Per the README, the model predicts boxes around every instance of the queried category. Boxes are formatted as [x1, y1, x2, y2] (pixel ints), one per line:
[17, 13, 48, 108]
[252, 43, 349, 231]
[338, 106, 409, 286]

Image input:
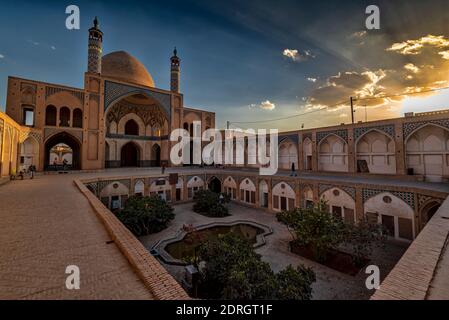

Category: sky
[0, 0, 448, 131]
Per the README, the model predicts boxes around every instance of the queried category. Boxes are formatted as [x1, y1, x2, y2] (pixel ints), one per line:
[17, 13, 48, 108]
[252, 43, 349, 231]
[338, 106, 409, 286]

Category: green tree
[196, 233, 315, 300]
[277, 201, 347, 262]
[193, 189, 230, 217]
[344, 219, 386, 267]
[274, 265, 316, 300]
[115, 195, 174, 236]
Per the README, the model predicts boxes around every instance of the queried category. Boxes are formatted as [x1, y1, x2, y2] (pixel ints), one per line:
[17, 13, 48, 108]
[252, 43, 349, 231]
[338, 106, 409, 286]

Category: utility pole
[350, 97, 355, 124]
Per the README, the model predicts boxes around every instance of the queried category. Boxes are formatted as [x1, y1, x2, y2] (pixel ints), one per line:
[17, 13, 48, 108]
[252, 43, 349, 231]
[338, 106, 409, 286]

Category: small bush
[193, 189, 230, 217]
[115, 195, 174, 236]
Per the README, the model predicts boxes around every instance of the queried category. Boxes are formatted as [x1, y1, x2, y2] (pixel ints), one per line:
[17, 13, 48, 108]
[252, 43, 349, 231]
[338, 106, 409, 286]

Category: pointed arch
[356, 129, 396, 174]
[318, 133, 348, 172]
[405, 123, 449, 182]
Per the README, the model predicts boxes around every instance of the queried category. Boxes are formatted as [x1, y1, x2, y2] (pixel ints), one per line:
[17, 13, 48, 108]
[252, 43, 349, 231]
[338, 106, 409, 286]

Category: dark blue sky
[1, 0, 448, 130]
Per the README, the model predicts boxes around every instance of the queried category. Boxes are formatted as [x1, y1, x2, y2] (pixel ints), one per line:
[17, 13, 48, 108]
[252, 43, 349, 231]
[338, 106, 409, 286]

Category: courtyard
[140, 201, 408, 300]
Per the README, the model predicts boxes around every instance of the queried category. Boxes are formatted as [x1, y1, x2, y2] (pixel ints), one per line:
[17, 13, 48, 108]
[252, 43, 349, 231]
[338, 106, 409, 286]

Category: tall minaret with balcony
[170, 47, 181, 93]
[87, 17, 103, 74]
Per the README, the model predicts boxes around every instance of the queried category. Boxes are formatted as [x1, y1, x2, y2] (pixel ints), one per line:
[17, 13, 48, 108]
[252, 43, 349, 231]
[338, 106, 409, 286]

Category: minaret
[87, 17, 103, 74]
[170, 47, 180, 93]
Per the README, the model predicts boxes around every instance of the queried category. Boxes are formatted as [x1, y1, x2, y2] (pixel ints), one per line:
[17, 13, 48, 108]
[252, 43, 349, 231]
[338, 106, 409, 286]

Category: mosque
[1, 17, 449, 301]
[0, 17, 215, 172]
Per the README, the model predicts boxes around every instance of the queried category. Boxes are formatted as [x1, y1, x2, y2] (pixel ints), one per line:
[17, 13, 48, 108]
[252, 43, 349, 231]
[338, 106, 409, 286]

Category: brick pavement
[0, 174, 153, 299]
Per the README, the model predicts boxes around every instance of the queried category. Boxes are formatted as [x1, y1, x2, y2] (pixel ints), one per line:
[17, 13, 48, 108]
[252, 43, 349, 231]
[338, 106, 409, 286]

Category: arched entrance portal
[45, 132, 81, 170]
[421, 201, 441, 227]
[208, 177, 221, 193]
[152, 144, 161, 167]
[121, 142, 140, 167]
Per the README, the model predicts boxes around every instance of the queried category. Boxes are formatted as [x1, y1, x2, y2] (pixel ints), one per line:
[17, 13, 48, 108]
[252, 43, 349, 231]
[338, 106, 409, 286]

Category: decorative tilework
[19, 131, 42, 143]
[104, 81, 171, 117]
[279, 134, 299, 144]
[362, 188, 415, 209]
[84, 182, 99, 196]
[403, 119, 449, 139]
[272, 179, 296, 191]
[302, 133, 312, 141]
[319, 184, 356, 200]
[354, 124, 395, 141]
[417, 194, 443, 211]
[97, 179, 131, 194]
[316, 129, 348, 143]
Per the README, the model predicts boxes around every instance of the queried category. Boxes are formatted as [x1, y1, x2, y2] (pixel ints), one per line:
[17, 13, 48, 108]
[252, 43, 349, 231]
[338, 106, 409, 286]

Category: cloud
[307, 77, 317, 83]
[387, 35, 449, 56]
[27, 40, 39, 46]
[350, 31, 367, 39]
[248, 100, 276, 110]
[404, 63, 420, 73]
[51, 46, 56, 50]
[283, 48, 316, 62]
[259, 100, 276, 110]
[439, 50, 449, 60]
[0, 54, 4, 59]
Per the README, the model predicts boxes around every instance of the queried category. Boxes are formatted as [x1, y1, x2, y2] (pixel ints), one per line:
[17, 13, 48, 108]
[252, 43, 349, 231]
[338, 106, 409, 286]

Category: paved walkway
[0, 174, 153, 299]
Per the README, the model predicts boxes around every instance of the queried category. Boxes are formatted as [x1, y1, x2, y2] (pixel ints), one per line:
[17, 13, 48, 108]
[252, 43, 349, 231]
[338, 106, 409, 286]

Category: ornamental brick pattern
[353, 124, 395, 141]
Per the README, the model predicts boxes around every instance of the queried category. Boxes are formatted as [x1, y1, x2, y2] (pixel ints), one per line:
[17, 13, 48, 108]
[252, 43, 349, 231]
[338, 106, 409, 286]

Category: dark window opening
[60, 107, 70, 127]
[73, 108, 83, 128]
[45, 105, 57, 126]
[125, 119, 139, 136]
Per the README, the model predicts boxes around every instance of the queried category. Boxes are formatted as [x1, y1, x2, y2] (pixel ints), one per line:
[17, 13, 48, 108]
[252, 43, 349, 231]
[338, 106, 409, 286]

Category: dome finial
[93, 16, 99, 28]
[173, 47, 177, 57]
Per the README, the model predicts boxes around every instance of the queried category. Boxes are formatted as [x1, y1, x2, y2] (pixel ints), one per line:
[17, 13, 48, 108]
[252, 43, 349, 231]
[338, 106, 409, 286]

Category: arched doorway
[152, 144, 161, 167]
[421, 201, 441, 226]
[121, 142, 140, 167]
[20, 137, 39, 171]
[259, 180, 268, 208]
[45, 132, 81, 170]
[208, 177, 221, 193]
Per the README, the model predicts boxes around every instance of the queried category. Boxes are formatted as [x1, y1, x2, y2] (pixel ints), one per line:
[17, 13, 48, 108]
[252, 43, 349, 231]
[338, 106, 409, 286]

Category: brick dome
[101, 51, 155, 88]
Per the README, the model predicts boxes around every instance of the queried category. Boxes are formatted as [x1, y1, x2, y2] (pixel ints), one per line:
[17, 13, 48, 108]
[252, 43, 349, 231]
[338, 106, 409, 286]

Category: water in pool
[165, 224, 263, 262]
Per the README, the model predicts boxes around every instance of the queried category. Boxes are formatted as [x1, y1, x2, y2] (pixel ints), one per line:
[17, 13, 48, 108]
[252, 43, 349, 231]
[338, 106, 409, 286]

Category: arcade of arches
[92, 171, 447, 242]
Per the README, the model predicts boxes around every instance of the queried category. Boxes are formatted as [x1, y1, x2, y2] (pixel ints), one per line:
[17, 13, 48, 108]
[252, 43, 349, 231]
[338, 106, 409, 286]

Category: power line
[228, 85, 449, 127]
[353, 86, 449, 102]
[230, 100, 347, 125]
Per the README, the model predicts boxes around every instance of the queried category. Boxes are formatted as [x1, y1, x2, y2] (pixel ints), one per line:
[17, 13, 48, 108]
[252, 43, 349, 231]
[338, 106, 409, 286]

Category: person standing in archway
[291, 162, 297, 177]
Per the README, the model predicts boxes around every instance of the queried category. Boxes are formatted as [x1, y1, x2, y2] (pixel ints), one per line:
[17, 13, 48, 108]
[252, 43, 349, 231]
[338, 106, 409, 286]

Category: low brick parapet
[74, 179, 190, 300]
[371, 196, 449, 300]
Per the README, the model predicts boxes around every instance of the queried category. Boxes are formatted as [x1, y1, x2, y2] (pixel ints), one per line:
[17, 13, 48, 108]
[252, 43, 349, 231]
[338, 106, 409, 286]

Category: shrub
[277, 201, 347, 262]
[193, 189, 230, 217]
[344, 219, 386, 267]
[196, 233, 315, 300]
[277, 200, 386, 265]
[115, 195, 174, 236]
